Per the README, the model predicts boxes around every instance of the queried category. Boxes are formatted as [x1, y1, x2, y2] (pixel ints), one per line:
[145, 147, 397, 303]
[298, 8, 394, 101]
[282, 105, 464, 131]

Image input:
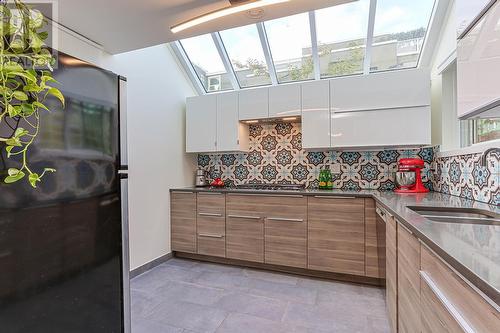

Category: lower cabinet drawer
[420, 272, 466, 333]
[421, 245, 500, 332]
[226, 215, 264, 262]
[265, 218, 307, 268]
[197, 215, 225, 257]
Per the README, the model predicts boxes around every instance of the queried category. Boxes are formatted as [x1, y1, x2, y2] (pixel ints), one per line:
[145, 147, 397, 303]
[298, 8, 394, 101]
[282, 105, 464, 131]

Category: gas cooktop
[234, 184, 305, 191]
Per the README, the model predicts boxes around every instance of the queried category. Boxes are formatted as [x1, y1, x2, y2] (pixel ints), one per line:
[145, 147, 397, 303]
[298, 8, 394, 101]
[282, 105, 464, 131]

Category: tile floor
[131, 258, 390, 333]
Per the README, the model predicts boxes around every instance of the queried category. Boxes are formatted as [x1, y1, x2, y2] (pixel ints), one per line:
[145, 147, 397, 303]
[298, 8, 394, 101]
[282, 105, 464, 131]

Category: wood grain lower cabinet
[386, 214, 398, 333]
[226, 194, 264, 263]
[397, 222, 421, 333]
[197, 193, 225, 257]
[308, 196, 365, 275]
[421, 245, 500, 333]
[264, 196, 307, 268]
[171, 192, 197, 253]
[365, 200, 386, 278]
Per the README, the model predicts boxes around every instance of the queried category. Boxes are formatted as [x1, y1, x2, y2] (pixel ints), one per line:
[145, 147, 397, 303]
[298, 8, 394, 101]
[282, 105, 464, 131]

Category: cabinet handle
[267, 217, 304, 223]
[171, 191, 194, 194]
[199, 192, 223, 195]
[198, 234, 224, 239]
[420, 271, 475, 333]
[314, 196, 356, 199]
[227, 214, 261, 220]
[198, 212, 223, 217]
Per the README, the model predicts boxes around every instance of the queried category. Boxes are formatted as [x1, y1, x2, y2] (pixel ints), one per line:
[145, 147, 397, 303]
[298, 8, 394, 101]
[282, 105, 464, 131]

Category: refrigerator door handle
[119, 77, 128, 168]
[121, 178, 131, 333]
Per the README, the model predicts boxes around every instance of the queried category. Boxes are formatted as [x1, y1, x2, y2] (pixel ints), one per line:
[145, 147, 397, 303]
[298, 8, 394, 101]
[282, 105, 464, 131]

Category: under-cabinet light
[282, 117, 297, 121]
[171, 0, 290, 34]
[245, 120, 260, 124]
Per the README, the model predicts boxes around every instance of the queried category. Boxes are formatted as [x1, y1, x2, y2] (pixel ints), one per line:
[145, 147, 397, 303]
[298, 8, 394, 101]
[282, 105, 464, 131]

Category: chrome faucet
[480, 147, 500, 167]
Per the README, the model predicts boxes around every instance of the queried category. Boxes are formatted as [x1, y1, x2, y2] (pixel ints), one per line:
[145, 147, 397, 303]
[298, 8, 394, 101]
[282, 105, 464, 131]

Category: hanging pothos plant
[0, 0, 64, 188]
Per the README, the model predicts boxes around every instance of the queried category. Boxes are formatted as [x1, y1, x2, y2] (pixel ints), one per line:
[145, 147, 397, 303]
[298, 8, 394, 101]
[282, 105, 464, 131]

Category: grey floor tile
[192, 270, 252, 291]
[366, 315, 391, 333]
[214, 291, 288, 322]
[164, 258, 200, 269]
[147, 300, 228, 333]
[215, 313, 287, 333]
[131, 288, 164, 318]
[282, 302, 368, 332]
[246, 278, 317, 305]
[156, 280, 225, 306]
[191, 261, 245, 274]
[132, 265, 202, 294]
[243, 268, 299, 285]
[132, 317, 183, 333]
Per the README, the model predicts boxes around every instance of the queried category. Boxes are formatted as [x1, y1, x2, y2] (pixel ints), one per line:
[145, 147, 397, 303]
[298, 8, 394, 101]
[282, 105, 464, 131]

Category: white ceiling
[51, 0, 354, 54]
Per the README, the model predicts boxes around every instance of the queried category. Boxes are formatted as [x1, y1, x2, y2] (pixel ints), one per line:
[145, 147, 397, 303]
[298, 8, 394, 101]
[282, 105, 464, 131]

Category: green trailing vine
[0, 0, 64, 188]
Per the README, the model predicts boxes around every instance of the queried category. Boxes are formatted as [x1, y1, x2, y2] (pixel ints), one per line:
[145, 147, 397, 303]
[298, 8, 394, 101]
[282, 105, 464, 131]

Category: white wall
[109, 45, 196, 270]
[55, 25, 197, 270]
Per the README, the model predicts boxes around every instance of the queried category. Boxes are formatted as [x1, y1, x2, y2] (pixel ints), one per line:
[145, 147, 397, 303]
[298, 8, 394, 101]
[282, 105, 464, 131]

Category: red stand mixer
[395, 158, 429, 194]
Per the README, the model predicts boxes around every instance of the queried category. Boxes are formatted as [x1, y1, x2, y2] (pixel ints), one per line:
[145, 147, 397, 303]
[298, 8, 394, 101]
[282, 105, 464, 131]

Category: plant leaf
[47, 87, 65, 106]
[33, 101, 49, 111]
[12, 90, 28, 101]
[5, 146, 14, 157]
[28, 173, 41, 188]
[6, 137, 22, 147]
[7, 104, 18, 117]
[5, 169, 25, 184]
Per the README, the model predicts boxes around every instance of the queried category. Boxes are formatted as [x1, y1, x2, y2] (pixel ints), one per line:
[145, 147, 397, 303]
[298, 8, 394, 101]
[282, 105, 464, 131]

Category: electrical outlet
[331, 164, 341, 174]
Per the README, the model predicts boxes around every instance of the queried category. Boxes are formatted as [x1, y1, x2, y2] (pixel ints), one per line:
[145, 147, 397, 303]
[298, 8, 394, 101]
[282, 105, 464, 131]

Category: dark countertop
[171, 187, 500, 307]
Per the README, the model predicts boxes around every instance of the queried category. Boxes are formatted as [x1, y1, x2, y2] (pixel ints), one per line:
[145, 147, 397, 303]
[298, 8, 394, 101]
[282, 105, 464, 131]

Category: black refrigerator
[0, 52, 131, 333]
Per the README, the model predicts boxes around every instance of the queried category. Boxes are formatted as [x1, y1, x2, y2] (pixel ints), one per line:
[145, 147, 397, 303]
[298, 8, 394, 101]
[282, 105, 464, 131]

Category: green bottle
[319, 167, 327, 189]
[324, 165, 333, 190]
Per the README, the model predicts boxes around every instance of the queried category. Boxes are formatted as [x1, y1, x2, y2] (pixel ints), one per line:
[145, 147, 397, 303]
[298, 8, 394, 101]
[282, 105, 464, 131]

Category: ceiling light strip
[256, 22, 278, 85]
[363, 0, 377, 75]
[211, 32, 241, 90]
[308, 11, 321, 81]
[171, 0, 290, 33]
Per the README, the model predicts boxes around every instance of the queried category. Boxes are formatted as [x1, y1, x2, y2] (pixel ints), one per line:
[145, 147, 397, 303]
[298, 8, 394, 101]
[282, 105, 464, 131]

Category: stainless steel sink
[408, 206, 500, 226]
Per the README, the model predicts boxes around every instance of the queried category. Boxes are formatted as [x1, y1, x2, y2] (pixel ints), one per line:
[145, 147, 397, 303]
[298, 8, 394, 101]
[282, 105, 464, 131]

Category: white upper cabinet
[457, 0, 500, 118]
[331, 107, 431, 148]
[238, 88, 269, 120]
[217, 92, 249, 152]
[301, 80, 330, 149]
[330, 69, 430, 112]
[186, 95, 217, 153]
[268, 84, 302, 118]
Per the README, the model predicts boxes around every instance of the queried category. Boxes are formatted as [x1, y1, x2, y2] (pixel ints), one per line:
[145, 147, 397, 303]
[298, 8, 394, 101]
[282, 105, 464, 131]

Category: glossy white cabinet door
[239, 88, 269, 120]
[330, 69, 430, 112]
[331, 107, 431, 148]
[217, 92, 249, 152]
[457, 0, 500, 118]
[186, 95, 217, 153]
[269, 84, 302, 118]
[301, 80, 331, 149]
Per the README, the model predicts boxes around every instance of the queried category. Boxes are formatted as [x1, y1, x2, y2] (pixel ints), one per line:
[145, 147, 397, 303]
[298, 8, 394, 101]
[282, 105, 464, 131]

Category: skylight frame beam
[256, 22, 279, 85]
[309, 11, 321, 81]
[363, 0, 377, 75]
[171, 41, 206, 95]
[212, 32, 241, 90]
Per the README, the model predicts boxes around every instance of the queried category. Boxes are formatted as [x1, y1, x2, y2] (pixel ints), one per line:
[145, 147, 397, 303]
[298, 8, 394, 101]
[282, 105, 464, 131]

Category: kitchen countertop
[170, 187, 500, 308]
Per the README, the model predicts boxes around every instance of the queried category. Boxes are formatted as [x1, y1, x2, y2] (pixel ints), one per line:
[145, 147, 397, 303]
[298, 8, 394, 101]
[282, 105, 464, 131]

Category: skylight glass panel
[264, 13, 314, 83]
[220, 24, 272, 88]
[180, 34, 233, 92]
[370, 0, 435, 72]
[315, 0, 370, 78]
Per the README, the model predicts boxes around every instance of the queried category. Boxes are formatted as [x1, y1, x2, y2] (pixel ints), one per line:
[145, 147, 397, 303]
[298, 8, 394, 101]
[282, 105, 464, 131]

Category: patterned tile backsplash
[432, 152, 499, 205]
[198, 122, 435, 191]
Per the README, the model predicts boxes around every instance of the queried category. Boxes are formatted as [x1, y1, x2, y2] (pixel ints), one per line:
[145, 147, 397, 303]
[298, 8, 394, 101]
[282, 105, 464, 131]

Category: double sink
[410, 206, 500, 226]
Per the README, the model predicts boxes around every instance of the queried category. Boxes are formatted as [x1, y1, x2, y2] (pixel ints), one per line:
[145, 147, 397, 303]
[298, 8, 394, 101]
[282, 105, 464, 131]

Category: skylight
[220, 24, 272, 88]
[175, 0, 436, 93]
[264, 13, 314, 83]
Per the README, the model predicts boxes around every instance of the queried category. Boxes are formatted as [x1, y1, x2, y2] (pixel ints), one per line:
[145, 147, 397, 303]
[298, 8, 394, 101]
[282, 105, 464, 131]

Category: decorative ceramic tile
[432, 151, 499, 205]
[198, 122, 435, 191]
